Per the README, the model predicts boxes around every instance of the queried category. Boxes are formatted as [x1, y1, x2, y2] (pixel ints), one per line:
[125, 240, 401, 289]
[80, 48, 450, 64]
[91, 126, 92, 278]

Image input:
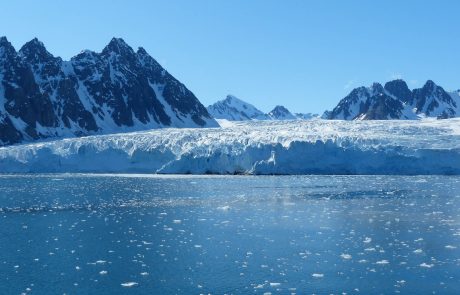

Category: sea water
[0, 174, 459, 294]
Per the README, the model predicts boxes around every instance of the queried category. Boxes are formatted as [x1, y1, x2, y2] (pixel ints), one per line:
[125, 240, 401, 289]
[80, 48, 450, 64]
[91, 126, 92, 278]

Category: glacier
[0, 119, 459, 174]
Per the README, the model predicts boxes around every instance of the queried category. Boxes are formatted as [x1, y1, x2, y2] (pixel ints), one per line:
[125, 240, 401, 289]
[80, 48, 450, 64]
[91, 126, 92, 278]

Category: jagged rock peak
[0, 36, 10, 45]
[137, 47, 148, 55]
[384, 79, 410, 93]
[19, 37, 55, 61]
[384, 79, 412, 103]
[270, 105, 290, 113]
[422, 79, 437, 90]
[268, 105, 296, 120]
[369, 82, 384, 94]
[0, 36, 16, 57]
[102, 37, 135, 56]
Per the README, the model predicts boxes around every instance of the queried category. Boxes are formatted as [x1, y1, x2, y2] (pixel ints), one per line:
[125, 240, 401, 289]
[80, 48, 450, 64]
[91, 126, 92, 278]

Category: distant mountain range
[207, 95, 318, 121]
[0, 37, 217, 146]
[324, 79, 460, 120]
[2, 36, 459, 148]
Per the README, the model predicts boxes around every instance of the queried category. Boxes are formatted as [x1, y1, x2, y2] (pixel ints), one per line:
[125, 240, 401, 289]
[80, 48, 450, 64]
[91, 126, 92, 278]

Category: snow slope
[1, 119, 459, 175]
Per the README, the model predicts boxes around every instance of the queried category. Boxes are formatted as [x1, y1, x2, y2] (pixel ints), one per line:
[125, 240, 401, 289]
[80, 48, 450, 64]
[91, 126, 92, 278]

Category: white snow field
[0, 119, 459, 174]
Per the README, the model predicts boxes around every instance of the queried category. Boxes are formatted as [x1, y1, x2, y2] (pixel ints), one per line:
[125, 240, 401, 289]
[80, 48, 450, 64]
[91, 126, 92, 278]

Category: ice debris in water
[121, 282, 138, 287]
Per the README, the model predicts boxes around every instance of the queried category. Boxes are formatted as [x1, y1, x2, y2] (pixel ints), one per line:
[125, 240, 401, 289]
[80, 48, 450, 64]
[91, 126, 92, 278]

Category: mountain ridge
[207, 95, 315, 121]
[324, 79, 460, 120]
[0, 36, 217, 146]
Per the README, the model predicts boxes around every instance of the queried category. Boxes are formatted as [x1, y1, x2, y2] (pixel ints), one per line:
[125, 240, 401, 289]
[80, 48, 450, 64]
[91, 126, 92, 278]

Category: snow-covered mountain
[1, 119, 459, 174]
[268, 105, 296, 120]
[0, 37, 217, 146]
[324, 79, 460, 120]
[208, 95, 311, 121]
[207, 95, 270, 120]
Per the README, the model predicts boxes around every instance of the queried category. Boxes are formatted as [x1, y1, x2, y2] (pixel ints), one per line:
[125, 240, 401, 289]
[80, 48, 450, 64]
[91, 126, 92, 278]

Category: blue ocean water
[0, 174, 459, 294]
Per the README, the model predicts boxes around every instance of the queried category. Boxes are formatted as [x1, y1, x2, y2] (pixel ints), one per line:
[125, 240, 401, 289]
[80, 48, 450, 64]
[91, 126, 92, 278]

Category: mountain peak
[269, 105, 296, 120]
[0, 36, 9, 45]
[207, 95, 269, 121]
[384, 79, 412, 103]
[19, 37, 54, 61]
[137, 47, 148, 55]
[224, 94, 242, 103]
[423, 80, 437, 90]
[385, 79, 407, 87]
[102, 37, 135, 56]
[370, 82, 384, 94]
[29, 37, 44, 47]
[0, 36, 16, 57]
[271, 105, 289, 112]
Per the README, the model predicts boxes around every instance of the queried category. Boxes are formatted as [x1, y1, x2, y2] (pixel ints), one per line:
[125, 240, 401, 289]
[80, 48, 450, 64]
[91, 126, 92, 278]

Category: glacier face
[1, 119, 460, 174]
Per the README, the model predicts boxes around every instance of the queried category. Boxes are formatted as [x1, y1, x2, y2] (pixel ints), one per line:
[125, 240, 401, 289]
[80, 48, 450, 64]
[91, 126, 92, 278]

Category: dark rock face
[0, 37, 217, 146]
[384, 79, 413, 104]
[325, 79, 459, 120]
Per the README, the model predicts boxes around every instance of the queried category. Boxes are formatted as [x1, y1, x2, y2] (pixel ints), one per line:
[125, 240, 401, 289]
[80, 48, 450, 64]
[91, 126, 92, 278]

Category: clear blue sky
[1, 0, 459, 113]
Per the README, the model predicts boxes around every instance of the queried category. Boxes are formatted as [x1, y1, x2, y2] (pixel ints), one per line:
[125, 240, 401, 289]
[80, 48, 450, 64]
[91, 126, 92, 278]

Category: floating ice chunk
[340, 253, 352, 260]
[312, 273, 324, 278]
[420, 263, 434, 268]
